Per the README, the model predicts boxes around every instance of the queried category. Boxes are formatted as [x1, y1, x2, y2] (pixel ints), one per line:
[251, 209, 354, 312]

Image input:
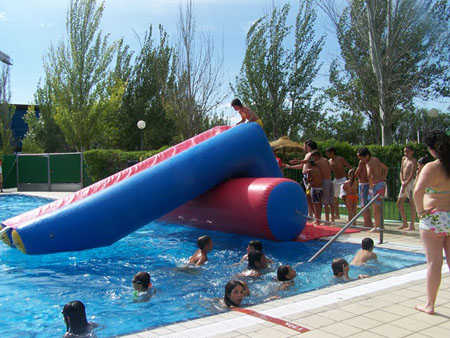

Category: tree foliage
[321, 0, 449, 145]
[0, 65, 14, 154]
[232, 0, 325, 140]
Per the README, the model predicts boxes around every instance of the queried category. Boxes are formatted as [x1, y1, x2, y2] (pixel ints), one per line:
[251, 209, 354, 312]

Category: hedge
[83, 146, 168, 183]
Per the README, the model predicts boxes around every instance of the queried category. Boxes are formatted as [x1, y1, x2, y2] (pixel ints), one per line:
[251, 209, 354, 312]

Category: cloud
[0, 11, 6, 21]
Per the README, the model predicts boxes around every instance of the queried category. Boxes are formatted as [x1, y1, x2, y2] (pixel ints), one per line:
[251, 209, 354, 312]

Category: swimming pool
[0, 194, 426, 337]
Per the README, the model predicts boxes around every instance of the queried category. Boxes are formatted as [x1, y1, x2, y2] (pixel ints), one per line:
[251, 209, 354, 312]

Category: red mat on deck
[296, 223, 361, 241]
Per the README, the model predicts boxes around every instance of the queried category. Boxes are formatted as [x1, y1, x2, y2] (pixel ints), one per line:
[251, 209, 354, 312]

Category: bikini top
[425, 187, 450, 194]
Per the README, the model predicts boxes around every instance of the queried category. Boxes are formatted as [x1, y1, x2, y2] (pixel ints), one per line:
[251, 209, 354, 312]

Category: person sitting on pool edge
[351, 237, 377, 266]
[277, 265, 297, 290]
[239, 240, 272, 267]
[132, 271, 154, 302]
[223, 280, 250, 307]
[62, 300, 98, 338]
[189, 235, 213, 266]
[332, 258, 368, 281]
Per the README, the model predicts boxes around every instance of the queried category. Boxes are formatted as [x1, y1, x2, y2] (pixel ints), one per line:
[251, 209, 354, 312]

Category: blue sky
[1, 0, 448, 121]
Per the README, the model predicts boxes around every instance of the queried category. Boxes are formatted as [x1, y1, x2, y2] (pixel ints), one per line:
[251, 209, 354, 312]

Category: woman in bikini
[231, 98, 263, 128]
[413, 130, 450, 315]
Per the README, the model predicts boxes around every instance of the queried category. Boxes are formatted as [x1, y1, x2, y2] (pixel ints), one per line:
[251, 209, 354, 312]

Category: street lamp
[137, 120, 146, 150]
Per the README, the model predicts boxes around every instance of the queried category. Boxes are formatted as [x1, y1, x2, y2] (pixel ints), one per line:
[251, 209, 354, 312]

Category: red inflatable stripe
[4, 126, 231, 229]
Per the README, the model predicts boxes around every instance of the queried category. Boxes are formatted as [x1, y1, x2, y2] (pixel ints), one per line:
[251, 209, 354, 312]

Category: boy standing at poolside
[311, 152, 334, 224]
[355, 158, 373, 228]
[304, 159, 323, 226]
[397, 146, 417, 231]
[351, 237, 377, 266]
[189, 235, 213, 266]
[357, 148, 388, 232]
[231, 99, 263, 128]
[326, 148, 351, 220]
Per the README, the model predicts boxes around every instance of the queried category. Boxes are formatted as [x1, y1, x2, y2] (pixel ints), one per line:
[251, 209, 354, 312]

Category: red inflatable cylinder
[159, 177, 307, 241]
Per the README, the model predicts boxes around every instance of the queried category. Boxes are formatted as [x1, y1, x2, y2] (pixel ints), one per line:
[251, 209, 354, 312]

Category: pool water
[0, 194, 426, 337]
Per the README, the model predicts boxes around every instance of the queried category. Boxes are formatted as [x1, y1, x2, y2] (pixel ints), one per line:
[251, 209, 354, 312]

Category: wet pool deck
[3, 190, 449, 338]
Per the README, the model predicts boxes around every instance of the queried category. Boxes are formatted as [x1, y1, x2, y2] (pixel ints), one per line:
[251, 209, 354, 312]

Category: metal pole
[47, 154, 51, 191]
[379, 198, 384, 244]
[307, 193, 381, 263]
[16, 154, 19, 190]
[80, 152, 84, 188]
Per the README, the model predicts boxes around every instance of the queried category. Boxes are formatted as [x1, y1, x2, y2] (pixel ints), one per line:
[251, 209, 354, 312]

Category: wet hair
[62, 301, 89, 335]
[357, 147, 371, 158]
[248, 250, 264, 270]
[331, 258, 349, 276]
[197, 235, 211, 250]
[277, 265, 291, 281]
[326, 147, 336, 154]
[418, 156, 428, 165]
[132, 271, 150, 291]
[224, 280, 243, 307]
[248, 240, 262, 252]
[311, 151, 321, 159]
[361, 237, 374, 251]
[424, 130, 450, 177]
[305, 140, 318, 150]
[231, 98, 243, 107]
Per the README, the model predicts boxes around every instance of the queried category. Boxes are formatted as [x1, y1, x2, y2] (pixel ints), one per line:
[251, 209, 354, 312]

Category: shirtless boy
[355, 159, 373, 228]
[311, 152, 334, 223]
[231, 98, 263, 128]
[305, 159, 323, 225]
[189, 235, 213, 266]
[357, 148, 388, 232]
[326, 148, 351, 219]
[351, 237, 377, 266]
[239, 251, 266, 278]
[239, 240, 272, 267]
[332, 258, 369, 281]
[397, 146, 417, 231]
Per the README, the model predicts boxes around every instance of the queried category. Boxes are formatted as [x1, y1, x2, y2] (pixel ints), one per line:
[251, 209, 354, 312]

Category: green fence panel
[2, 154, 17, 188]
[18, 155, 48, 184]
[50, 154, 81, 183]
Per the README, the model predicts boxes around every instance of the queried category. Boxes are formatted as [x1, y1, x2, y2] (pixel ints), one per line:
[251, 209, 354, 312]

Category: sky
[0, 0, 448, 122]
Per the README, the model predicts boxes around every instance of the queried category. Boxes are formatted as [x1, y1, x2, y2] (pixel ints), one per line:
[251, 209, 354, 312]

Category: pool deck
[3, 190, 449, 338]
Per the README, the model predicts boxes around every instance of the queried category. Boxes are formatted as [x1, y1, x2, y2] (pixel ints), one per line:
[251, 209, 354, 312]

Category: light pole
[137, 120, 146, 150]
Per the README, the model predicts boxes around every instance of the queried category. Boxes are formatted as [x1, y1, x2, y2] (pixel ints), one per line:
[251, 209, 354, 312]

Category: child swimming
[277, 265, 297, 290]
[132, 271, 154, 302]
[332, 258, 368, 281]
[189, 235, 213, 266]
[351, 237, 377, 266]
[239, 251, 266, 278]
[239, 240, 272, 267]
[223, 280, 250, 307]
[62, 300, 97, 337]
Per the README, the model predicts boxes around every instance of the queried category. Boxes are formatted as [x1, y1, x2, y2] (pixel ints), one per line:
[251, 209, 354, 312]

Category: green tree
[165, 0, 226, 141]
[321, 0, 449, 145]
[0, 65, 14, 154]
[42, 0, 121, 151]
[232, 0, 324, 140]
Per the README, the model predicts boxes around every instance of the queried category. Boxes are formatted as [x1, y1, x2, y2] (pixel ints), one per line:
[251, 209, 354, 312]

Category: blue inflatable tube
[11, 123, 281, 254]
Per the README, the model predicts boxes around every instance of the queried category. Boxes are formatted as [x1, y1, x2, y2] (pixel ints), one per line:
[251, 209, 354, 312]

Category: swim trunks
[398, 180, 415, 200]
[359, 183, 370, 207]
[321, 179, 334, 205]
[345, 194, 358, 202]
[419, 210, 450, 236]
[334, 177, 347, 198]
[370, 181, 386, 205]
[311, 187, 323, 203]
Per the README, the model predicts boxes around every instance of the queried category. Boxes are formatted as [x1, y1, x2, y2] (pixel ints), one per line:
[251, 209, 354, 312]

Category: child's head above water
[277, 265, 297, 281]
[361, 237, 374, 251]
[248, 250, 264, 270]
[248, 240, 263, 253]
[62, 300, 89, 336]
[132, 271, 151, 292]
[197, 235, 212, 252]
[224, 280, 246, 307]
[331, 258, 349, 277]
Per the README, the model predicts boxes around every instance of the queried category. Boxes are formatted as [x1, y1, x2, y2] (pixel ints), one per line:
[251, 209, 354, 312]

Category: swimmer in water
[62, 300, 98, 337]
[332, 258, 368, 281]
[223, 280, 250, 307]
[277, 265, 297, 290]
[189, 235, 213, 266]
[351, 237, 377, 266]
[238, 240, 272, 267]
[132, 271, 154, 302]
[239, 251, 266, 278]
